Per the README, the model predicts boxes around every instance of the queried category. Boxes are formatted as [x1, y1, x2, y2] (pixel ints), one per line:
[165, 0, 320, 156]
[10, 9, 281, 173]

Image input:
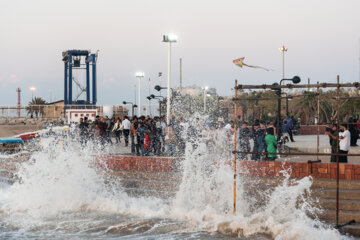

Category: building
[43, 100, 64, 118]
[66, 109, 97, 123]
[113, 105, 129, 119]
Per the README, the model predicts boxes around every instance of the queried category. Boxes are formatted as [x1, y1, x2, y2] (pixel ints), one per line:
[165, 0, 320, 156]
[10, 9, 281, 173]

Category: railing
[0, 104, 169, 120]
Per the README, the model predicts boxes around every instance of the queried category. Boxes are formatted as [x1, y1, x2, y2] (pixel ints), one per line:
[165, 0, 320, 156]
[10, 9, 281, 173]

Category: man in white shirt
[122, 116, 131, 147]
[339, 124, 351, 163]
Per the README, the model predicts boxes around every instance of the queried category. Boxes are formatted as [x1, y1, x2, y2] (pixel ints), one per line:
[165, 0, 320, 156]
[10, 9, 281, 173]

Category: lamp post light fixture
[163, 33, 177, 125]
[279, 46, 288, 79]
[273, 76, 301, 140]
[147, 94, 165, 116]
[123, 101, 137, 117]
[282, 93, 293, 116]
[30, 87, 36, 100]
[135, 72, 144, 116]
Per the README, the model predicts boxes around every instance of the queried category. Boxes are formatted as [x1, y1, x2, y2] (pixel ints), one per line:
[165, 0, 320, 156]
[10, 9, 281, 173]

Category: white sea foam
[0, 123, 350, 239]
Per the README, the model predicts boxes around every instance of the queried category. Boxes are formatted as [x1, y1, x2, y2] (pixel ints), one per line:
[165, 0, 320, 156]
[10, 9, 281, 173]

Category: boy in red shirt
[144, 132, 151, 156]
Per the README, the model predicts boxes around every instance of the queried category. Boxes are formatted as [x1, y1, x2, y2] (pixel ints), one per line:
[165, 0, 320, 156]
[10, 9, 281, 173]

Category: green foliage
[26, 97, 47, 118]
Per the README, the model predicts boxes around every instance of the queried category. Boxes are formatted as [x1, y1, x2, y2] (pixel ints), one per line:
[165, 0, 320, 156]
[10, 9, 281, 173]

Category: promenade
[102, 134, 360, 164]
[284, 135, 360, 164]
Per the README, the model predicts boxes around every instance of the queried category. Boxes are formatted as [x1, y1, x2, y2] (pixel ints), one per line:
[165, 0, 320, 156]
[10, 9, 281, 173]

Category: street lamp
[279, 45, 288, 79]
[273, 76, 301, 140]
[30, 87, 36, 100]
[147, 94, 165, 116]
[135, 72, 144, 116]
[163, 33, 177, 125]
[282, 93, 293, 116]
[154, 85, 174, 95]
[123, 101, 137, 117]
[203, 86, 209, 112]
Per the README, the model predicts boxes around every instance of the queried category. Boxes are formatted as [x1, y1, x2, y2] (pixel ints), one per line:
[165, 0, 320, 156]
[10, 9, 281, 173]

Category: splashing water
[0, 122, 350, 239]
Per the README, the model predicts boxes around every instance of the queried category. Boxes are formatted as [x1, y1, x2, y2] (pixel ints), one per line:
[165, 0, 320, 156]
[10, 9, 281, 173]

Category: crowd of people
[325, 117, 360, 163]
[76, 115, 188, 157]
[74, 113, 359, 163]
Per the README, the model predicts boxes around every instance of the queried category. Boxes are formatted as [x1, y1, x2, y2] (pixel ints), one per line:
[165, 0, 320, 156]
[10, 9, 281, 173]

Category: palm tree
[26, 97, 47, 118]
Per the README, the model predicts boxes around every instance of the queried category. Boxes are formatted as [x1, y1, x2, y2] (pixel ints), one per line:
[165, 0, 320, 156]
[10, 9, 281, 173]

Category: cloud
[0, 74, 21, 86]
[100, 77, 115, 86]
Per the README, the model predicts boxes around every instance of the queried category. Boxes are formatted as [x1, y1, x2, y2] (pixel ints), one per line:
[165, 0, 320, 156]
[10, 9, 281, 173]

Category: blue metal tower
[62, 50, 97, 106]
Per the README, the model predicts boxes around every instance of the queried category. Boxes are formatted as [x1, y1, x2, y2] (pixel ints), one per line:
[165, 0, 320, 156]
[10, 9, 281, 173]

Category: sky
[0, 0, 359, 106]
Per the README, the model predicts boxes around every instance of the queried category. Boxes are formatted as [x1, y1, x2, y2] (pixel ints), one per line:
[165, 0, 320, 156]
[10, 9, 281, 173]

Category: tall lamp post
[163, 33, 177, 125]
[279, 46, 287, 79]
[282, 93, 293, 116]
[30, 87, 36, 100]
[123, 101, 137, 117]
[135, 72, 144, 116]
[272, 76, 301, 140]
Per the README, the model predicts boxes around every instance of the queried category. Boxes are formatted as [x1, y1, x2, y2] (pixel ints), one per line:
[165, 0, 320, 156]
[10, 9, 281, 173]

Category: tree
[26, 97, 47, 118]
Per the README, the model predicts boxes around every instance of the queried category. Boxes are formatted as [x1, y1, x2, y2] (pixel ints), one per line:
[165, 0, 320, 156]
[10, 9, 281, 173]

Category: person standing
[153, 117, 162, 155]
[327, 124, 351, 163]
[251, 123, 261, 161]
[137, 122, 147, 156]
[238, 121, 251, 160]
[339, 124, 351, 163]
[327, 124, 338, 163]
[348, 117, 358, 146]
[283, 115, 295, 142]
[265, 128, 277, 161]
[112, 118, 122, 143]
[165, 124, 176, 156]
[122, 116, 131, 147]
[144, 132, 151, 156]
[79, 117, 89, 146]
[97, 117, 107, 146]
[105, 116, 113, 144]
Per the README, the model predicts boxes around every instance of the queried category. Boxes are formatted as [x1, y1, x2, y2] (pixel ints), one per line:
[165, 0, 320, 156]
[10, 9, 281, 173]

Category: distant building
[43, 100, 64, 118]
[66, 109, 97, 123]
[96, 105, 129, 119]
[113, 105, 129, 119]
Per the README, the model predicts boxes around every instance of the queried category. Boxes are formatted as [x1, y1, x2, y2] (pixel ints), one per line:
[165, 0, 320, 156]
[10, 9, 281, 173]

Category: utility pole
[16, 88, 21, 118]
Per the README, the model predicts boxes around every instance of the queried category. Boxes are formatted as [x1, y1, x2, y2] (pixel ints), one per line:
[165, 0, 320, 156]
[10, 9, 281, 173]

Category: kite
[233, 57, 271, 71]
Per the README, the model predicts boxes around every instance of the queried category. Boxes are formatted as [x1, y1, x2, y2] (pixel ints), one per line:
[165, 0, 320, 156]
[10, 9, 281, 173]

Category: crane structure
[62, 50, 98, 106]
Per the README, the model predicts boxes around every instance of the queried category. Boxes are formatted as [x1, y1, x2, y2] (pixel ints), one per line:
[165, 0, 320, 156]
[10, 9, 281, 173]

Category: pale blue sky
[0, 0, 359, 105]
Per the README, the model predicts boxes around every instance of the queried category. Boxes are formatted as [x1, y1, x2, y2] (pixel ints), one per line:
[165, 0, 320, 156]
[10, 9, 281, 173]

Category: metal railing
[0, 104, 169, 120]
[232, 76, 359, 228]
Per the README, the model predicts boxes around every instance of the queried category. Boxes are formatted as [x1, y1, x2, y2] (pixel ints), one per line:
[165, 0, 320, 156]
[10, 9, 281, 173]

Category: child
[144, 132, 151, 156]
[265, 128, 277, 161]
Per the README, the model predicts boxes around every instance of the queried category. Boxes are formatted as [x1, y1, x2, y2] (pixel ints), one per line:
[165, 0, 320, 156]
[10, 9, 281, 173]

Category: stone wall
[298, 125, 326, 135]
[96, 155, 360, 180]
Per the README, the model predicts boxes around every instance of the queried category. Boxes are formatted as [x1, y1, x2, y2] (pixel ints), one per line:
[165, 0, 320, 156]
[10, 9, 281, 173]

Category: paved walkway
[284, 134, 360, 164]
[104, 134, 360, 164]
